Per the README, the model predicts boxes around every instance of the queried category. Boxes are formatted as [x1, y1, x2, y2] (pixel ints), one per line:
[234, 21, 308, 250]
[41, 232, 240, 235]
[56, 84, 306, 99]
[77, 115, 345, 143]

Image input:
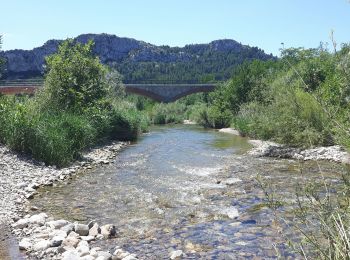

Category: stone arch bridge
[0, 80, 217, 103]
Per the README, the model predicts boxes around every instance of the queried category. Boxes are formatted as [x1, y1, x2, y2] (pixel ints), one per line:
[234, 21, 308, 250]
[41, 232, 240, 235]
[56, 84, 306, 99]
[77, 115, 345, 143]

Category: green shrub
[0, 40, 150, 166]
[150, 102, 186, 124]
[234, 85, 332, 147]
[27, 112, 95, 166]
[188, 103, 231, 129]
[109, 107, 143, 141]
[39, 39, 108, 111]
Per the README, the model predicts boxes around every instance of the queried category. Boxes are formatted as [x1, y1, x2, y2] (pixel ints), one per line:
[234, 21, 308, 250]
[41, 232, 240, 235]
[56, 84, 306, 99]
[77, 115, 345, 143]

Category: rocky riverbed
[0, 142, 138, 260]
[218, 127, 350, 164]
[1, 125, 349, 259]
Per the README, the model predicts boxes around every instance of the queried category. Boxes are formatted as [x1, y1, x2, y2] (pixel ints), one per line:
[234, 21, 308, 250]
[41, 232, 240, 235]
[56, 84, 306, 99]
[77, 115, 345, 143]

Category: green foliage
[205, 45, 350, 148]
[0, 96, 95, 166]
[111, 46, 274, 83]
[105, 69, 126, 98]
[0, 40, 149, 166]
[235, 87, 332, 147]
[213, 60, 276, 114]
[42, 39, 108, 111]
[150, 102, 187, 124]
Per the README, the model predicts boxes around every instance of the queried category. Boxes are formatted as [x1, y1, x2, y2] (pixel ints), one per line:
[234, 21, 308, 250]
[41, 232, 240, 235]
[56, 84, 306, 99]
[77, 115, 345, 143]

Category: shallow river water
[30, 125, 346, 259]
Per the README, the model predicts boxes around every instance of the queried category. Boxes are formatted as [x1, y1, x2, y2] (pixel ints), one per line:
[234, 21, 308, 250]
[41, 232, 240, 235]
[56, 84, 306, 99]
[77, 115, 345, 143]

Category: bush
[234, 85, 332, 147]
[150, 102, 187, 124]
[0, 96, 96, 166]
[39, 39, 108, 111]
[27, 112, 95, 166]
[0, 40, 150, 166]
[188, 103, 231, 129]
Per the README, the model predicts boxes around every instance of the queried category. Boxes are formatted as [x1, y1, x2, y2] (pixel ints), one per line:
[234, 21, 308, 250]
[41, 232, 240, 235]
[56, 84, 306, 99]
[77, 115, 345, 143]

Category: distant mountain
[0, 33, 275, 81]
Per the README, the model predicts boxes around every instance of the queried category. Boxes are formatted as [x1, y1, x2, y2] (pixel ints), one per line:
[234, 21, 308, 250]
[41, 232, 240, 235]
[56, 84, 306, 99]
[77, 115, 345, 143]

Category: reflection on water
[29, 125, 346, 259]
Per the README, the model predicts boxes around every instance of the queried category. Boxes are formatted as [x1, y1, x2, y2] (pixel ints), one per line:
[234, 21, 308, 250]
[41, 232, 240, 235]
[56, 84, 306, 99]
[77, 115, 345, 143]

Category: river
[29, 125, 345, 259]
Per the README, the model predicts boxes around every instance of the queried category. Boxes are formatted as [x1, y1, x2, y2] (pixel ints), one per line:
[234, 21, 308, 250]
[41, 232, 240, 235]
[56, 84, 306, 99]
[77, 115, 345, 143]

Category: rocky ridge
[0, 33, 274, 79]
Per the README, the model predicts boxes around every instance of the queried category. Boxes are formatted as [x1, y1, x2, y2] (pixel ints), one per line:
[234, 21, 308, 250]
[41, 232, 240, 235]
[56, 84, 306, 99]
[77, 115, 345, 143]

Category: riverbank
[218, 127, 350, 164]
[0, 141, 140, 259]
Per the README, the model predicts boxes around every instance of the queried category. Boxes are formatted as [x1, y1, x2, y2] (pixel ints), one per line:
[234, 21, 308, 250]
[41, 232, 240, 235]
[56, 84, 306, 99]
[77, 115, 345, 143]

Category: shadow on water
[0, 223, 24, 260]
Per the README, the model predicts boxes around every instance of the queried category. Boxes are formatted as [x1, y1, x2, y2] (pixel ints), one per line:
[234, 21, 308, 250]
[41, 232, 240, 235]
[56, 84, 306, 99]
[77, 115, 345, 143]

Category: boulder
[29, 213, 47, 226]
[100, 224, 116, 238]
[89, 223, 100, 237]
[13, 218, 29, 229]
[169, 250, 183, 259]
[97, 250, 113, 260]
[33, 239, 51, 251]
[62, 237, 80, 248]
[62, 250, 80, 260]
[60, 223, 75, 234]
[47, 219, 69, 229]
[50, 235, 65, 247]
[74, 223, 89, 236]
[19, 238, 32, 251]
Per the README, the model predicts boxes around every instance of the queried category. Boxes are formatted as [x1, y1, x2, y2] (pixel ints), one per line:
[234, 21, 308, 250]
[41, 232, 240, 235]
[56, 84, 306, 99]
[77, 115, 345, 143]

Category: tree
[0, 35, 5, 79]
[105, 69, 125, 98]
[42, 39, 108, 111]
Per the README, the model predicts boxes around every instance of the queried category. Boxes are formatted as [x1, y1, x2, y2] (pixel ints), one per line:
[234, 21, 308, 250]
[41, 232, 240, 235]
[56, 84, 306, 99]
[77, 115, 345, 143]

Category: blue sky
[1, 0, 349, 55]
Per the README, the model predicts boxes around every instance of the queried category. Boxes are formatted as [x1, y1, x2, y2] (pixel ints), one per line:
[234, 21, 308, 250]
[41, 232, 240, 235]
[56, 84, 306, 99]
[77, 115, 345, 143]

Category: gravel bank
[248, 140, 350, 164]
[218, 127, 350, 164]
[0, 141, 140, 259]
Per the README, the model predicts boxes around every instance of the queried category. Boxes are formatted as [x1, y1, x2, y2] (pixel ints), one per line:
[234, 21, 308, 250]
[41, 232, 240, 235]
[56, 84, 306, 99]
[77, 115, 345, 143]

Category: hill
[0, 33, 275, 82]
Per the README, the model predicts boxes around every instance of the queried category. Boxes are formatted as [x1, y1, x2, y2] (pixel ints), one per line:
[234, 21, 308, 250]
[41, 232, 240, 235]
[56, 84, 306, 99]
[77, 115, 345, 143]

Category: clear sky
[1, 0, 349, 55]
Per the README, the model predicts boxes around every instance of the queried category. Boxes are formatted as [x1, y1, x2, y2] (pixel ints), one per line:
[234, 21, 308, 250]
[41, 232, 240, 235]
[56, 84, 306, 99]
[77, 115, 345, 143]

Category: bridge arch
[124, 84, 216, 103]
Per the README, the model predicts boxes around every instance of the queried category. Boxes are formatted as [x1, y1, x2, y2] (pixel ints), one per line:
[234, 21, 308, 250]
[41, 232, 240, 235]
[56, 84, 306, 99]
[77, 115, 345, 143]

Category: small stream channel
[29, 125, 346, 259]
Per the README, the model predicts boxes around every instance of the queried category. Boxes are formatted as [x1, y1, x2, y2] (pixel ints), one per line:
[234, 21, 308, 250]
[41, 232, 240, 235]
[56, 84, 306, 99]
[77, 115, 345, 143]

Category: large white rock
[13, 218, 29, 229]
[81, 256, 95, 260]
[29, 213, 47, 226]
[62, 250, 80, 260]
[33, 239, 51, 251]
[49, 229, 68, 239]
[122, 254, 138, 260]
[169, 250, 183, 259]
[19, 238, 32, 251]
[96, 251, 113, 260]
[89, 223, 100, 237]
[100, 224, 116, 238]
[62, 236, 80, 248]
[47, 219, 69, 229]
[221, 207, 239, 219]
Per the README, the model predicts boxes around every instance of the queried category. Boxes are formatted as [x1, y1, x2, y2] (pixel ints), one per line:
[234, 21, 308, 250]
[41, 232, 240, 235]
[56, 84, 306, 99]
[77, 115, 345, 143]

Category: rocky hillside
[0, 33, 275, 81]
